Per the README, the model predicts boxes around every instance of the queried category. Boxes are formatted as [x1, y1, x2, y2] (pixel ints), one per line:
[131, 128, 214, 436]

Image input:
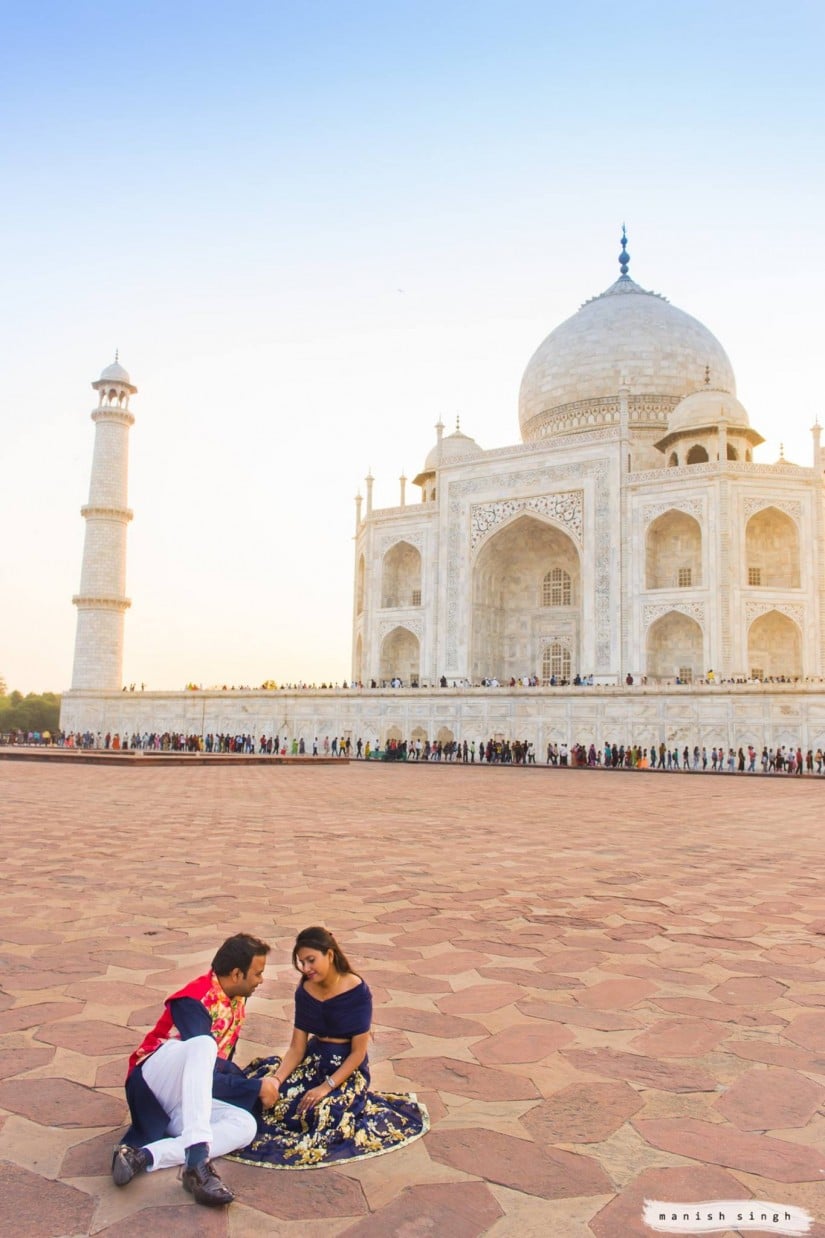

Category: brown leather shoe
[111, 1143, 150, 1187]
[181, 1160, 235, 1206]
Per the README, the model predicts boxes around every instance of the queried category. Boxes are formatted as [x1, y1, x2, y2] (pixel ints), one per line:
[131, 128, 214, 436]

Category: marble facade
[353, 239, 825, 693]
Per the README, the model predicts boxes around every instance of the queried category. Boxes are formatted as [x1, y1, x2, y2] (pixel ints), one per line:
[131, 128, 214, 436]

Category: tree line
[0, 690, 61, 735]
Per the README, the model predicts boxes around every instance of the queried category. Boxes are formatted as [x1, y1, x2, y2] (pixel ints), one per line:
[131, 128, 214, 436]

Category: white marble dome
[667, 388, 749, 435]
[518, 274, 736, 444]
[423, 427, 483, 471]
[99, 359, 132, 384]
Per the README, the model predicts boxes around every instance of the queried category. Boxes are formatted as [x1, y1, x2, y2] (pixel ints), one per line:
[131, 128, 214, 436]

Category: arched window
[727, 443, 738, 460]
[542, 567, 571, 607]
[542, 643, 571, 683]
[687, 444, 709, 464]
[668, 452, 678, 467]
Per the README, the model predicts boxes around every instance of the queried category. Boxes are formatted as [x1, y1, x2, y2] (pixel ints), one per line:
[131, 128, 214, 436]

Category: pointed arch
[646, 510, 702, 590]
[382, 541, 421, 608]
[646, 611, 703, 681]
[379, 626, 419, 683]
[686, 444, 709, 464]
[745, 506, 800, 588]
[748, 610, 801, 678]
[471, 513, 580, 683]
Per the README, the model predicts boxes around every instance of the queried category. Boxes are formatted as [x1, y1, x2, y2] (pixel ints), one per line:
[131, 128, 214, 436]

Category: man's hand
[259, 1077, 281, 1107]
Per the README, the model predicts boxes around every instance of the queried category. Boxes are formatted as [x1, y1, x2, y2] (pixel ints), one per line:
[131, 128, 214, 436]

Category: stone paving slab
[0, 761, 824, 1235]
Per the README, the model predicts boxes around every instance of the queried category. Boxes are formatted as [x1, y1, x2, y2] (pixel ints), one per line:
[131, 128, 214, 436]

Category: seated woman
[229, 926, 428, 1169]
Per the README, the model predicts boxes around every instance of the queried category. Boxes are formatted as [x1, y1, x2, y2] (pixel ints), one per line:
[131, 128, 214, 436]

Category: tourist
[229, 926, 428, 1169]
[111, 933, 274, 1207]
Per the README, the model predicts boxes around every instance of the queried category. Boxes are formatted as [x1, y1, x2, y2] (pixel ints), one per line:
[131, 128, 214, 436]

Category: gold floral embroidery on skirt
[227, 1046, 429, 1171]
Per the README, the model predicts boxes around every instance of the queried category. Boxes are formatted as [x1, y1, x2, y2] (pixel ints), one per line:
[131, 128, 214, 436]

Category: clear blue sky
[2, 1, 823, 692]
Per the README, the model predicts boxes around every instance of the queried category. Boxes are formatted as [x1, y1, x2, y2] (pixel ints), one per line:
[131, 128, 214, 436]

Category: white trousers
[141, 1037, 257, 1171]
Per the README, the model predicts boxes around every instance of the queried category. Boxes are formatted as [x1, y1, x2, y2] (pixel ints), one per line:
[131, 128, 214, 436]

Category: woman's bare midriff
[316, 1036, 349, 1044]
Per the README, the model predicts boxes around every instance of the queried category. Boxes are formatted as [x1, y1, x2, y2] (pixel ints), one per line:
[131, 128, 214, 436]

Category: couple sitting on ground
[112, 928, 428, 1206]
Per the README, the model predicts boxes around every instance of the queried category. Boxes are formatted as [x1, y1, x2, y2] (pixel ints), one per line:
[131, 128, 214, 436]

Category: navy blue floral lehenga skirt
[227, 1039, 429, 1169]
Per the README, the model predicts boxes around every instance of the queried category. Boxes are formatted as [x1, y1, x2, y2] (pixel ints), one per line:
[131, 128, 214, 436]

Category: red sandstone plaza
[0, 759, 823, 1237]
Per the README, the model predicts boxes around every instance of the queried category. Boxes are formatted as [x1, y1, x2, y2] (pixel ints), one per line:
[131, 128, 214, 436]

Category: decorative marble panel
[628, 461, 815, 483]
[376, 616, 424, 640]
[743, 497, 802, 525]
[643, 602, 706, 629]
[377, 530, 425, 555]
[744, 601, 805, 628]
[642, 499, 703, 527]
[533, 395, 678, 438]
[470, 490, 583, 552]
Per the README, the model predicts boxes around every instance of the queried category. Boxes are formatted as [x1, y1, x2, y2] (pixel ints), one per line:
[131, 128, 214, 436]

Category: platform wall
[60, 686, 825, 753]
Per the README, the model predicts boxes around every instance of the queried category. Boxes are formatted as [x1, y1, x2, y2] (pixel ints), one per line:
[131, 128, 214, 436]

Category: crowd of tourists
[8, 728, 825, 775]
[123, 674, 825, 692]
[557, 741, 824, 775]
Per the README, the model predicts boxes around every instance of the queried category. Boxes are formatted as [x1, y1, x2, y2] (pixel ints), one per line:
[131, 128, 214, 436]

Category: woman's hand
[296, 1082, 332, 1116]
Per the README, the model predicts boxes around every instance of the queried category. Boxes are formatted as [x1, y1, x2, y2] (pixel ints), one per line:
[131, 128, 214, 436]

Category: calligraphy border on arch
[744, 600, 805, 628]
[470, 490, 583, 553]
[377, 530, 426, 556]
[446, 461, 610, 670]
[377, 616, 424, 641]
[742, 497, 802, 525]
[642, 498, 703, 527]
[643, 602, 706, 630]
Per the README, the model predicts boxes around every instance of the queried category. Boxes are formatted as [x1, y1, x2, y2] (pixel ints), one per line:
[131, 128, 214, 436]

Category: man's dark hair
[212, 933, 270, 976]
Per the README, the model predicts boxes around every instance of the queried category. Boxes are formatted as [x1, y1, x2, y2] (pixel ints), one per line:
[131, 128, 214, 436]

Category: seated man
[112, 932, 277, 1206]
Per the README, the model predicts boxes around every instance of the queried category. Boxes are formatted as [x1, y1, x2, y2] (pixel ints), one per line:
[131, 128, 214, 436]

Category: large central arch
[471, 514, 580, 682]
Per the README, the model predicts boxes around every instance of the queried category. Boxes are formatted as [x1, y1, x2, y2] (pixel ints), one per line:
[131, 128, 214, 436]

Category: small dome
[655, 386, 763, 454]
[424, 428, 483, 472]
[99, 359, 131, 384]
[667, 389, 750, 435]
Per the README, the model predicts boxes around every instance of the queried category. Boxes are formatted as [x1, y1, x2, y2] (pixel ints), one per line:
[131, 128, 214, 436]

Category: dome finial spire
[619, 224, 630, 277]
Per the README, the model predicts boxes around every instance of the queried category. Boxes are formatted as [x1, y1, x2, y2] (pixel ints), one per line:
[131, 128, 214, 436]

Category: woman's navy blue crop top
[294, 979, 372, 1039]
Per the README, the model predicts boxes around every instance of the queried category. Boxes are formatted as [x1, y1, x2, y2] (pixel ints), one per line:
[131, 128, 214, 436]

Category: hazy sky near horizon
[2, 1, 824, 694]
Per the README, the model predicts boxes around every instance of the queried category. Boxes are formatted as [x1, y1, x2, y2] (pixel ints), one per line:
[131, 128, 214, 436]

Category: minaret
[70, 357, 136, 690]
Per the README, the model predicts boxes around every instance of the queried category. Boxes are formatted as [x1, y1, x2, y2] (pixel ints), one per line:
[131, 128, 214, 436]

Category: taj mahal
[60, 234, 825, 752]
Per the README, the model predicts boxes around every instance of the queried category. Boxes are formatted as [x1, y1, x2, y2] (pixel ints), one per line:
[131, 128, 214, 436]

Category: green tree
[0, 691, 61, 736]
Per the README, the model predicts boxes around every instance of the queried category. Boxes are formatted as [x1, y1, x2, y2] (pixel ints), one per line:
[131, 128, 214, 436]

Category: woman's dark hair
[292, 926, 352, 975]
[212, 932, 271, 976]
